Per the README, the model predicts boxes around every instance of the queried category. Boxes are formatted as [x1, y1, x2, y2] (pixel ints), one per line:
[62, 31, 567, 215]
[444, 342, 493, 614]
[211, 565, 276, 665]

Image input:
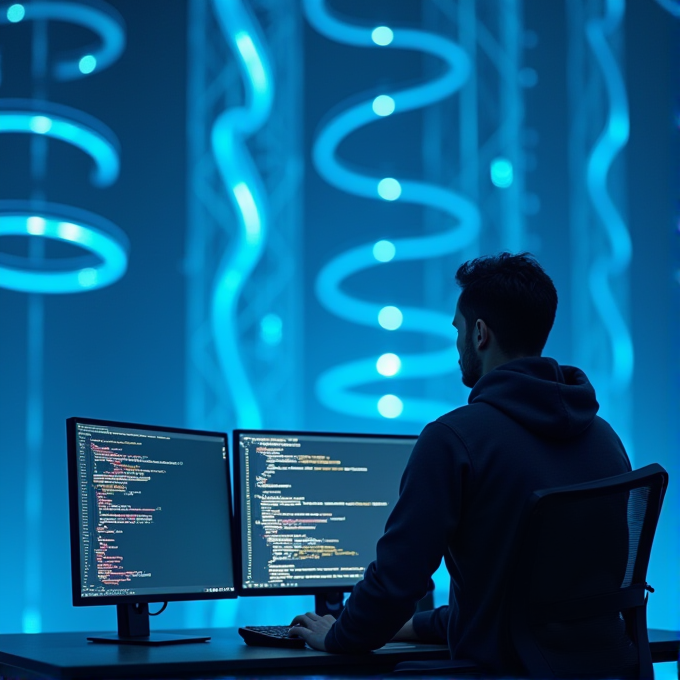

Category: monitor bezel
[232, 428, 418, 597]
[67, 416, 238, 607]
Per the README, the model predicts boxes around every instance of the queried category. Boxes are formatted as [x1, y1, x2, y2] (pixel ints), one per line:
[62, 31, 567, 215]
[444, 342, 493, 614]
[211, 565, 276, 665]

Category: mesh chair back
[509, 463, 667, 679]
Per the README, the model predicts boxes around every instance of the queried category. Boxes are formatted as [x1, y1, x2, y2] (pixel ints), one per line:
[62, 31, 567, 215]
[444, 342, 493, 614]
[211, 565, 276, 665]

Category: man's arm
[321, 422, 472, 653]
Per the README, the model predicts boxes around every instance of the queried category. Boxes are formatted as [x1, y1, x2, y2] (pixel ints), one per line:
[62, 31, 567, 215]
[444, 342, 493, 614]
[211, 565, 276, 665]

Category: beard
[460, 330, 483, 388]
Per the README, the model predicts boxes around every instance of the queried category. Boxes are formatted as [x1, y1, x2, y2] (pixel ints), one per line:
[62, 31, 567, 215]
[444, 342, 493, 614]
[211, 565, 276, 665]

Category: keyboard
[238, 625, 307, 649]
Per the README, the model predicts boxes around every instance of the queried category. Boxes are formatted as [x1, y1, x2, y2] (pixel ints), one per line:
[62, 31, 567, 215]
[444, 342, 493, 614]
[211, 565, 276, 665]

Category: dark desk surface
[0, 627, 676, 680]
[0, 627, 449, 679]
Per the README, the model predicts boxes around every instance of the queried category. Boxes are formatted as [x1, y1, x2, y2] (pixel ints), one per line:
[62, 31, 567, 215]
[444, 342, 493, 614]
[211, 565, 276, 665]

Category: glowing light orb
[372, 95, 395, 117]
[372, 239, 396, 263]
[376, 353, 401, 377]
[7, 4, 25, 22]
[490, 157, 513, 188]
[29, 116, 52, 134]
[26, 216, 46, 236]
[78, 55, 97, 74]
[377, 177, 401, 201]
[371, 26, 393, 46]
[378, 305, 403, 330]
[260, 313, 283, 345]
[378, 394, 403, 418]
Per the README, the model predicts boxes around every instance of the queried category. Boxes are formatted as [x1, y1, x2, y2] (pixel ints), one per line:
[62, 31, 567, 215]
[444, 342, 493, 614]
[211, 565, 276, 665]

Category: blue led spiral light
[304, 0, 480, 423]
[0, 2, 128, 294]
[0, 0, 126, 634]
[209, 0, 273, 428]
[585, 0, 632, 391]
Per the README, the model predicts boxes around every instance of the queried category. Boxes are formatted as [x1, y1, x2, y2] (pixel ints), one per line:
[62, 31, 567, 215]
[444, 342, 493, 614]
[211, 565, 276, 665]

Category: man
[289, 253, 631, 673]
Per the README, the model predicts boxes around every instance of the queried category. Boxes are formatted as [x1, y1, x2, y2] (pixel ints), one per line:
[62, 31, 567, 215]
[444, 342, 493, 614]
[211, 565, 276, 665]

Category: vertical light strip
[209, 0, 273, 429]
[585, 0, 632, 394]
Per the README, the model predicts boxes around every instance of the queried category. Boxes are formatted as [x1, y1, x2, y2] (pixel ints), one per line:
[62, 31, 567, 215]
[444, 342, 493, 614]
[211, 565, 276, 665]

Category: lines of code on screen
[75, 422, 235, 598]
[239, 434, 416, 590]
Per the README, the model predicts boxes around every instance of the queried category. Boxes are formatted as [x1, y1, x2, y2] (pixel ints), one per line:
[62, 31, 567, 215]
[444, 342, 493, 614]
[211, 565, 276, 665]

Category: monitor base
[87, 633, 211, 646]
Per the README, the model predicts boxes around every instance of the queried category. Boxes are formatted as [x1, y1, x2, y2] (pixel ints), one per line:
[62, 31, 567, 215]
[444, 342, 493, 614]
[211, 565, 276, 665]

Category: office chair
[394, 463, 668, 679]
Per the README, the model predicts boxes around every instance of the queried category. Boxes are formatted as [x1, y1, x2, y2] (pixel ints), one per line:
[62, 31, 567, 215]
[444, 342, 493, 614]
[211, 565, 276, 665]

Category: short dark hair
[455, 252, 558, 356]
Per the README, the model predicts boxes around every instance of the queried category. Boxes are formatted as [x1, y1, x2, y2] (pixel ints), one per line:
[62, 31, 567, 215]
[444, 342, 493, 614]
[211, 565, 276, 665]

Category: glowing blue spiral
[0, 2, 127, 294]
[0, 1, 125, 79]
[304, 0, 480, 423]
[585, 0, 632, 390]
[209, 0, 273, 428]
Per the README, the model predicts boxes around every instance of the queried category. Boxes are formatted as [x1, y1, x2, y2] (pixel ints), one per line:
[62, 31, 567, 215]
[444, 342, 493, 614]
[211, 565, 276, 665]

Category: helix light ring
[304, 0, 480, 422]
[0, 2, 127, 296]
[0, 1, 125, 80]
[0, 99, 120, 186]
[0, 201, 129, 293]
[209, 0, 274, 428]
[585, 0, 633, 390]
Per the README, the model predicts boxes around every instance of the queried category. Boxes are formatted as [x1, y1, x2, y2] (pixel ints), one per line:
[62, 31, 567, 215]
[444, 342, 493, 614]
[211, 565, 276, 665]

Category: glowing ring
[0, 0, 125, 80]
[0, 201, 129, 293]
[0, 99, 120, 186]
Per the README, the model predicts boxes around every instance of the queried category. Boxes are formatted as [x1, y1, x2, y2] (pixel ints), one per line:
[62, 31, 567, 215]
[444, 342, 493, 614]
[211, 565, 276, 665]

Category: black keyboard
[238, 625, 306, 649]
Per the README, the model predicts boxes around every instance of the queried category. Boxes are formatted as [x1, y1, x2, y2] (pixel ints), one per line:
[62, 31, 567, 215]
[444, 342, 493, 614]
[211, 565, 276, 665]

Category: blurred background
[0, 0, 677, 650]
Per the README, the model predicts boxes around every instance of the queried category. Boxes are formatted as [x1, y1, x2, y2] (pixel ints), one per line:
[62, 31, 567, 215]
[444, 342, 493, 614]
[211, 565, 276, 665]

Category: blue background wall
[0, 0, 677, 648]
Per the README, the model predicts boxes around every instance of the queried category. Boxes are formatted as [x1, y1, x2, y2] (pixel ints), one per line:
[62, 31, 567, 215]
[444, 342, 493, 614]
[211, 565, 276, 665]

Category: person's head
[452, 252, 558, 387]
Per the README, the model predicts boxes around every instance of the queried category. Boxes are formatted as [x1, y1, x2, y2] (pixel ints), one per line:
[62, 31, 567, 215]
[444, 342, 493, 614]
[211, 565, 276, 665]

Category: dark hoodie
[323, 357, 631, 670]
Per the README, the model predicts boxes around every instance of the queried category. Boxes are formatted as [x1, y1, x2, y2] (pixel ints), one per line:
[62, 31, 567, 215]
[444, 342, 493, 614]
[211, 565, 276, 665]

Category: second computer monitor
[234, 430, 417, 595]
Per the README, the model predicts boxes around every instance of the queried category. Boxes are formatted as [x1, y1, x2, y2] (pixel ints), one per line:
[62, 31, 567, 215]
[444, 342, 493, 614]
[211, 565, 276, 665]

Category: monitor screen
[234, 430, 417, 595]
[67, 417, 236, 605]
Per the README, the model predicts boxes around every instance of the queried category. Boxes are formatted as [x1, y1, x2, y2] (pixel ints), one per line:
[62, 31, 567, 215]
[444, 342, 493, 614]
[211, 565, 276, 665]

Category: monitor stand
[315, 591, 345, 618]
[87, 604, 211, 646]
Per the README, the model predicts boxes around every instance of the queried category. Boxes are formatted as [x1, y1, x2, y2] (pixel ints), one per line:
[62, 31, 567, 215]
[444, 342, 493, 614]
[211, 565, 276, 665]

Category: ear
[476, 319, 491, 350]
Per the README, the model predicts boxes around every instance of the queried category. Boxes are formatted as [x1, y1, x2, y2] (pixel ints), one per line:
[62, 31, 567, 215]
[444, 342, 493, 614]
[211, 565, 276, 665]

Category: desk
[0, 628, 676, 679]
[0, 627, 449, 679]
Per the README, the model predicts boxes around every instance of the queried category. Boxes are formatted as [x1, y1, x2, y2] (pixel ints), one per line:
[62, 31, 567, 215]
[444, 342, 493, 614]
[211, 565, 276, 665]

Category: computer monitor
[67, 417, 236, 645]
[233, 430, 417, 614]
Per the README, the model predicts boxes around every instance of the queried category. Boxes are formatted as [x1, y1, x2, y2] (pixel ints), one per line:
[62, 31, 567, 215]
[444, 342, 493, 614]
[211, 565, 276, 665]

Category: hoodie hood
[468, 356, 599, 439]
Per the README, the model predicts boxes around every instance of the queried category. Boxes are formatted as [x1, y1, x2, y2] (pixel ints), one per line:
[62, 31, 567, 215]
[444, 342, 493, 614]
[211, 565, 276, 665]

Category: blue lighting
[490, 157, 513, 188]
[371, 26, 393, 46]
[260, 313, 283, 345]
[0, 210, 129, 294]
[29, 116, 52, 134]
[0, 104, 120, 186]
[377, 177, 401, 201]
[304, 0, 480, 423]
[372, 239, 395, 262]
[235, 31, 268, 94]
[378, 305, 403, 330]
[209, 0, 275, 429]
[233, 182, 261, 243]
[78, 54, 97, 74]
[377, 394, 403, 418]
[372, 95, 395, 117]
[376, 353, 401, 376]
[0, 2, 125, 80]
[7, 3, 25, 22]
[585, 0, 633, 390]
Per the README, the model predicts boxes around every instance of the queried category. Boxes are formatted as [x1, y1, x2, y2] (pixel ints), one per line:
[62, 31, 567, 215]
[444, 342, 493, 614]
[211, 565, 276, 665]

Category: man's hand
[288, 612, 336, 651]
